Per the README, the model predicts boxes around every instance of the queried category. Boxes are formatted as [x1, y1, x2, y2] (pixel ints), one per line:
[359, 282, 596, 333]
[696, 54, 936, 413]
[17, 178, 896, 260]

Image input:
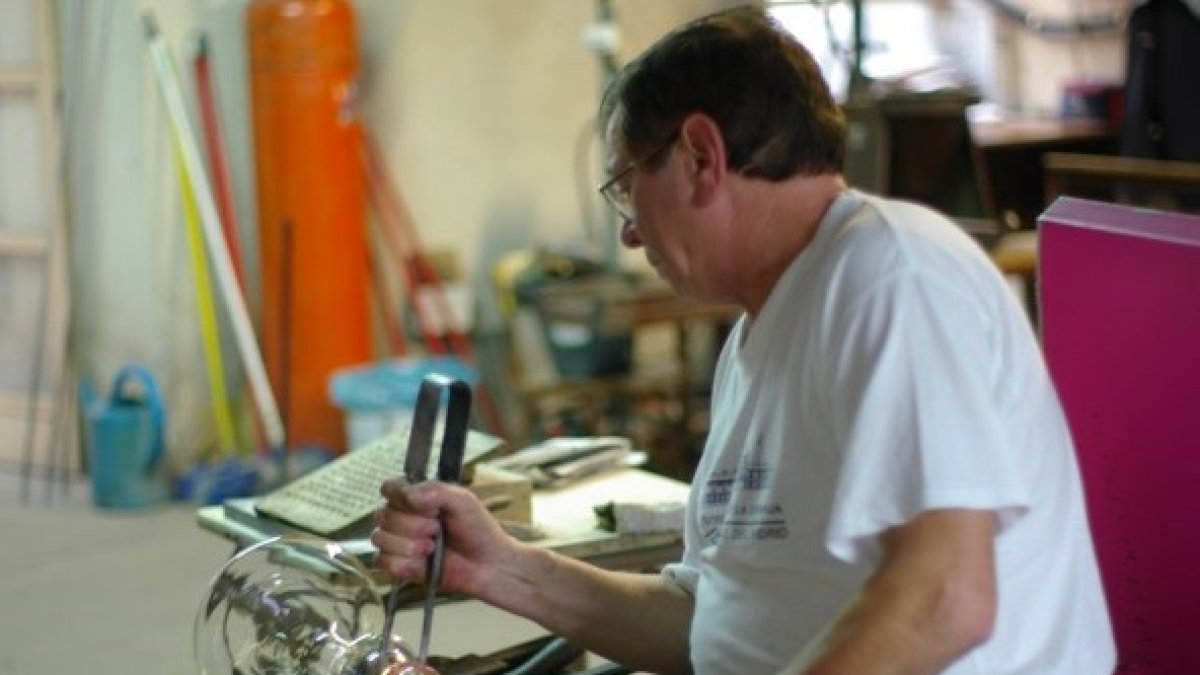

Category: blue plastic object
[328, 357, 479, 450]
[172, 456, 260, 506]
[82, 364, 169, 509]
[329, 357, 478, 411]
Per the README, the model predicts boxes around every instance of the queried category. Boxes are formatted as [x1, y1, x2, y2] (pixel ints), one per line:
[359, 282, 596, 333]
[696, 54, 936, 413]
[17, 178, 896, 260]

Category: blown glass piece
[195, 535, 415, 674]
[387, 663, 442, 675]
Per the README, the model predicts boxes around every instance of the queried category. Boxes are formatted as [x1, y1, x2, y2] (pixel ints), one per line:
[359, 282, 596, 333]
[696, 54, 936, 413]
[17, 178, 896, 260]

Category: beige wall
[356, 1, 732, 291]
[64, 0, 735, 463]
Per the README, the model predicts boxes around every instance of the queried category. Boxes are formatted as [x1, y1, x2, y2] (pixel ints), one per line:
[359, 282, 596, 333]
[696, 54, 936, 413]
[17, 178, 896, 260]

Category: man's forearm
[480, 543, 694, 675]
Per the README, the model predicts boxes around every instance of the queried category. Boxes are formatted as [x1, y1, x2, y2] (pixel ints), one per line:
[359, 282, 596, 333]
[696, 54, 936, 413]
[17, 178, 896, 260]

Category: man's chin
[657, 271, 695, 299]
[651, 262, 674, 286]
[647, 260, 698, 300]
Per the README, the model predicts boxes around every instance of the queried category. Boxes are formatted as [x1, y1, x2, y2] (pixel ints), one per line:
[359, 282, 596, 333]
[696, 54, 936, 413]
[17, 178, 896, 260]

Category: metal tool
[378, 373, 472, 670]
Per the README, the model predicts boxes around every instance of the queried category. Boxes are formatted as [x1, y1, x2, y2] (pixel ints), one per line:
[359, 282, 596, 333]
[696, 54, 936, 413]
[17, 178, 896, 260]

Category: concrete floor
[0, 471, 554, 675]
[0, 471, 231, 674]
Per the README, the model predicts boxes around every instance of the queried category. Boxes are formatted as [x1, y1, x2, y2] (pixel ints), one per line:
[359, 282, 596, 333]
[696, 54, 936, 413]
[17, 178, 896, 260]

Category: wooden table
[970, 116, 1117, 230]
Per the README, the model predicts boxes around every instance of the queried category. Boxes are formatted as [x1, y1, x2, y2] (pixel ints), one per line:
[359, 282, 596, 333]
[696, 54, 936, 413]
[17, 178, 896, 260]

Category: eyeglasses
[597, 133, 679, 222]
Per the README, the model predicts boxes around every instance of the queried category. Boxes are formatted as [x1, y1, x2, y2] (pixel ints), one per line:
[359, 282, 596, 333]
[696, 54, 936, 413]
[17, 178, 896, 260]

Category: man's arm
[785, 509, 998, 675]
[493, 545, 695, 675]
[374, 481, 694, 674]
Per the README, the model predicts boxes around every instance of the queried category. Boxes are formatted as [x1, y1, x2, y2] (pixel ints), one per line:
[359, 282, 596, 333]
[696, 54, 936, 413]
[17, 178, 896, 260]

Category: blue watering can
[82, 364, 168, 509]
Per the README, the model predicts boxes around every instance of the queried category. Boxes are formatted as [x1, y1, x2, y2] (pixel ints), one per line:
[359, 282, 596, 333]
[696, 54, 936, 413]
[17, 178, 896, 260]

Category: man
[373, 7, 1115, 674]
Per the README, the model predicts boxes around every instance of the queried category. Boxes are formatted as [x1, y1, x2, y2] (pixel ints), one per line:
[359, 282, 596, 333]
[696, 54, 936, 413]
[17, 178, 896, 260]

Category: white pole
[142, 12, 286, 453]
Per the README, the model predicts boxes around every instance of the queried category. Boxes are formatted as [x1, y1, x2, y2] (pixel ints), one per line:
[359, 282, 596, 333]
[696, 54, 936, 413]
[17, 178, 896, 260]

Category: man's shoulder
[820, 192, 989, 287]
[810, 196, 914, 293]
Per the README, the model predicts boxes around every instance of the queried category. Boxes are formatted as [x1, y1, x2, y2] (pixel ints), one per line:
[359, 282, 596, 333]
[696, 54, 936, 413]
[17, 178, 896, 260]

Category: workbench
[196, 465, 690, 584]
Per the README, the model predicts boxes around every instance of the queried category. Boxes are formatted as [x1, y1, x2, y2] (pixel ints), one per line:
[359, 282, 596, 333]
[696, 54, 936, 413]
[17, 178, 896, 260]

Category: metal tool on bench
[491, 436, 639, 488]
[372, 373, 472, 674]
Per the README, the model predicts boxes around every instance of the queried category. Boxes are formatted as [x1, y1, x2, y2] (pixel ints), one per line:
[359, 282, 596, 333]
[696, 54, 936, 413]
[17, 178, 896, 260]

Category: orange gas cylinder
[248, 0, 369, 454]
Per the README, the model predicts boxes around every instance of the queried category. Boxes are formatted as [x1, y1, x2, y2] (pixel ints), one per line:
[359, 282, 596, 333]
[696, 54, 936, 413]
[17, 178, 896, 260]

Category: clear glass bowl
[195, 534, 414, 675]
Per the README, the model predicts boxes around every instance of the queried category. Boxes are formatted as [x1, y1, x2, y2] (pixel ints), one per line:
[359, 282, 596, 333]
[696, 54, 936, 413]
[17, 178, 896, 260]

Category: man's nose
[619, 218, 643, 248]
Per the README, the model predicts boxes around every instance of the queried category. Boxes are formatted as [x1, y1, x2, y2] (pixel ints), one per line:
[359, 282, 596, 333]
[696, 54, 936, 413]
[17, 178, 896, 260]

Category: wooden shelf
[970, 117, 1114, 150]
[0, 69, 37, 88]
[519, 362, 686, 400]
[506, 285, 737, 480]
[1044, 152, 1200, 187]
[0, 230, 48, 256]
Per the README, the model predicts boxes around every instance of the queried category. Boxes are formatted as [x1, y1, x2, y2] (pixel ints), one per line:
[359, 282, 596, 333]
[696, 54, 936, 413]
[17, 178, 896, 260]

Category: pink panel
[1040, 197, 1200, 674]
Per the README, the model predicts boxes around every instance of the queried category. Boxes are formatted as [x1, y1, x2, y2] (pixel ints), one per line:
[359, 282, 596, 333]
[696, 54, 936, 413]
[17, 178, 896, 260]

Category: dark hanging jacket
[1120, 0, 1200, 162]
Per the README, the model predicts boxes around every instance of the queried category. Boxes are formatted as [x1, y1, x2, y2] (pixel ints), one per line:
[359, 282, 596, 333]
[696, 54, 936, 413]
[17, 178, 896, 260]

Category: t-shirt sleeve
[660, 561, 699, 598]
[823, 271, 1030, 565]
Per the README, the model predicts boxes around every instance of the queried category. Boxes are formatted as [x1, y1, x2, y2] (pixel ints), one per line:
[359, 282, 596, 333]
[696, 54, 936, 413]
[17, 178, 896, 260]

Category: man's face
[604, 118, 695, 292]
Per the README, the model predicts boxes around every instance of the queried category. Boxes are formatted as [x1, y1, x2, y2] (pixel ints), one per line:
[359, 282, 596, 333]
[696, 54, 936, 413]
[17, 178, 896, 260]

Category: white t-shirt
[664, 190, 1115, 674]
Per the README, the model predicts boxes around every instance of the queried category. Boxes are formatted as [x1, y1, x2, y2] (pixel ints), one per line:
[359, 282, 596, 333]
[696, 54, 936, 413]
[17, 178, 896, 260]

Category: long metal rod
[417, 527, 445, 664]
[593, 0, 620, 271]
[377, 578, 403, 667]
[21, 0, 81, 504]
[378, 376, 471, 668]
[142, 12, 285, 453]
[192, 35, 249, 295]
[278, 220, 293, 482]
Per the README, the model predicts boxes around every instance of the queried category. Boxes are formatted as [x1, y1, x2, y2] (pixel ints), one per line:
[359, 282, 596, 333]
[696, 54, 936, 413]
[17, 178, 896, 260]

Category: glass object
[195, 535, 418, 675]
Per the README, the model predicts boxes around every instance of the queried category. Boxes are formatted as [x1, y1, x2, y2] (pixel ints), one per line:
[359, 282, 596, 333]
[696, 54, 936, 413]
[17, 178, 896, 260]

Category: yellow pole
[176, 152, 238, 455]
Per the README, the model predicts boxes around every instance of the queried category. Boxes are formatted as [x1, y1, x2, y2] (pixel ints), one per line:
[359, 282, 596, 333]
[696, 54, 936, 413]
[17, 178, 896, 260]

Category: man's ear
[677, 113, 726, 208]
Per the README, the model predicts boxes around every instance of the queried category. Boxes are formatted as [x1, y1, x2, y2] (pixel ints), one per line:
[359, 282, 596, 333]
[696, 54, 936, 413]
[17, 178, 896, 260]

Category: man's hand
[372, 476, 695, 674]
[372, 479, 516, 600]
